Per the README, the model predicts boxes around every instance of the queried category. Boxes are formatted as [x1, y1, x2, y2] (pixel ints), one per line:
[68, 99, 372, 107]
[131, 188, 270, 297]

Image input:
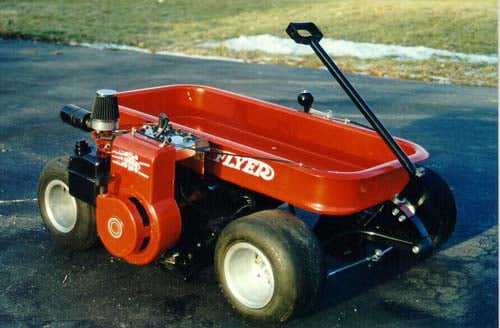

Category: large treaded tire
[215, 210, 324, 323]
[37, 157, 97, 250]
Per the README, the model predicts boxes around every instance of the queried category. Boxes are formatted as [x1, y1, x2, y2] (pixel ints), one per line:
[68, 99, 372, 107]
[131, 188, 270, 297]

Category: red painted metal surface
[96, 133, 181, 265]
[116, 85, 428, 215]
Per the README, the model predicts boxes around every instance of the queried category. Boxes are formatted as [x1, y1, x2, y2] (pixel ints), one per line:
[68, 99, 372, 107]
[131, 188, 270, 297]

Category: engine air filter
[91, 89, 120, 131]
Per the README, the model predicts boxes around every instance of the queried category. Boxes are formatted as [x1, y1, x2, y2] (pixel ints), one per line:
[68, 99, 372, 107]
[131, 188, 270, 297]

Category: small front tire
[38, 157, 97, 250]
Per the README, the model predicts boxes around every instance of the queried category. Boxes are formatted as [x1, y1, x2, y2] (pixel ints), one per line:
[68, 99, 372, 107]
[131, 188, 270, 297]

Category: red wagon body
[117, 85, 428, 215]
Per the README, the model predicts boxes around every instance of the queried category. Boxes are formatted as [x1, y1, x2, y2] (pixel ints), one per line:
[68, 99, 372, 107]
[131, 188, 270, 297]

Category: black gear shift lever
[297, 91, 314, 113]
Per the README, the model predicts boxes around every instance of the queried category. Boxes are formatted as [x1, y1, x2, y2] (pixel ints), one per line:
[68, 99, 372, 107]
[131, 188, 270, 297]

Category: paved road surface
[0, 40, 497, 327]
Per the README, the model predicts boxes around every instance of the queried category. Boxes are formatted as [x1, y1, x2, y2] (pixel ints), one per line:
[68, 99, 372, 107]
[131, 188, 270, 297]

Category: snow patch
[73, 41, 152, 54]
[69, 41, 245, 63]
[201, 34, 498, 64]
[0, 198, 37, 205]
[430, 75, 451, 84]
[155, 50, 244, 63]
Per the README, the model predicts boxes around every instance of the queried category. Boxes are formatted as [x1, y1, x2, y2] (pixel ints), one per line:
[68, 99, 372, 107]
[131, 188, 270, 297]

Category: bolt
[394, 194, 407, 204]
[398, 215, 406, 222]
[412, 246, 420, 254]
[416, 167, 426, 177]
[392, 208, 400, 216]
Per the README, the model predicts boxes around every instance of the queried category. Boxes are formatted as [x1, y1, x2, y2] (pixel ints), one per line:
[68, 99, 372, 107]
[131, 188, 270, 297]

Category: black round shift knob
[297, 91, 314, 113]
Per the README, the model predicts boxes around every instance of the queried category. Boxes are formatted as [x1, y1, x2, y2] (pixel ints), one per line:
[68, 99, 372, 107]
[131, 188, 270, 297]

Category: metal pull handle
[285, 21, 419, 178]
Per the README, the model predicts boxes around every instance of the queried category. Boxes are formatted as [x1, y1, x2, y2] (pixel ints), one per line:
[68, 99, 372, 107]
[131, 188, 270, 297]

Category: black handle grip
[286, 22, 323, 45]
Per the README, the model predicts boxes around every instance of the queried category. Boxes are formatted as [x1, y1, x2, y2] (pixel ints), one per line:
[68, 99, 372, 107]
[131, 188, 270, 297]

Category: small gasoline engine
[61, 90, 208, 265]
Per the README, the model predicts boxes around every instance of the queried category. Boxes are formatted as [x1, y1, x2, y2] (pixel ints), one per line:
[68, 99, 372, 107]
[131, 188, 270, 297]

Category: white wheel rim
[44, 179, 77, 233]
[223, 242, 275, 309]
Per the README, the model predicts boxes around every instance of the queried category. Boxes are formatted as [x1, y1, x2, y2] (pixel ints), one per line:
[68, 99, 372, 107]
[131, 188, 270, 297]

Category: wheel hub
[223, 242, 275, 309]
[44, 179, 77, 233]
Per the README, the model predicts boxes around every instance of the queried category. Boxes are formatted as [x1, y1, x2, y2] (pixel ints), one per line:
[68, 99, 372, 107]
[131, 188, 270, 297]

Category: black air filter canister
[90, 89, 120, 132]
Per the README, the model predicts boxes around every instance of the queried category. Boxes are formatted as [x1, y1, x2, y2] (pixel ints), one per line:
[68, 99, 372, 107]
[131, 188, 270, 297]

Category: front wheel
[38, 157, 97, 250]
[215, 210, 324, 322]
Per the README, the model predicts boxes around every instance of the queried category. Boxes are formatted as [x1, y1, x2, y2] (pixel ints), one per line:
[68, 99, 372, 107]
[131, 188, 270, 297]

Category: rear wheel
[38, 157, 97, 250]
[403, 167, 456, 249]
[215, 210, 324, 322]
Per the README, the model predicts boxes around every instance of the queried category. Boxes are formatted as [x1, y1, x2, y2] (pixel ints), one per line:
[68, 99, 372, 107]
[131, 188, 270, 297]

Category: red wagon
[38, 23, 456, 322]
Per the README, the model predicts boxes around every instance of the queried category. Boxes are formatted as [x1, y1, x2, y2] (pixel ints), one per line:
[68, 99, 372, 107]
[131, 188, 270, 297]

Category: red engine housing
[96, 132, 182, 265]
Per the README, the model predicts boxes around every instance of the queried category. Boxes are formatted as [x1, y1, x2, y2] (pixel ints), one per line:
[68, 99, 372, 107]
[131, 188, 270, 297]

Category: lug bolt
[392, 208, 400, 216]
[398, 215, 406, 222]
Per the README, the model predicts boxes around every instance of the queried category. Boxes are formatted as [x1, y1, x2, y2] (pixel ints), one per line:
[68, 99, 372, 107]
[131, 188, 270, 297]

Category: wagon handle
[286, 22, 323, 45]
[286, 22, 421, 179]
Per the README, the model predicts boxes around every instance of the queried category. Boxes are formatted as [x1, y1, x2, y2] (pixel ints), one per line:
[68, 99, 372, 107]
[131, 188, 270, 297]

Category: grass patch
[0, 0, 497, 86]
